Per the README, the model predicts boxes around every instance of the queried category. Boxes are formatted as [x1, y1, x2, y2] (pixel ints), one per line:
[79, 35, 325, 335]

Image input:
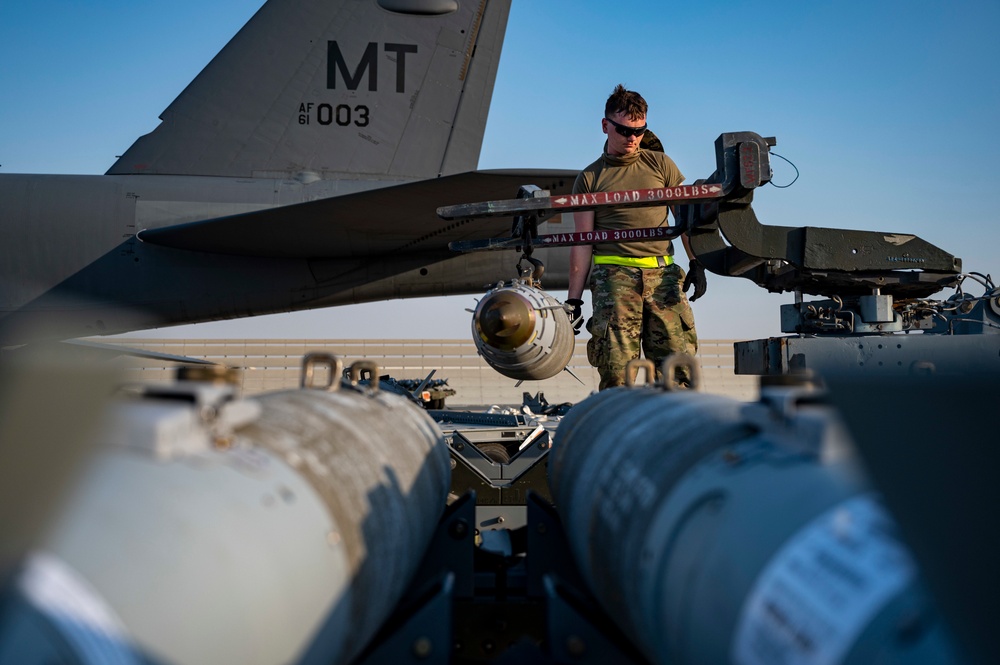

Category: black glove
[682, 260, 707, 301]
[566, 298, 584, 335]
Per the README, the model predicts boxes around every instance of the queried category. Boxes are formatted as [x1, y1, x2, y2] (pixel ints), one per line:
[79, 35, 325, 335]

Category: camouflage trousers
[586, 263, 698, 390]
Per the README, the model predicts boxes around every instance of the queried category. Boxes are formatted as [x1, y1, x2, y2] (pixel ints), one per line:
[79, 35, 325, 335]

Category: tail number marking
[299, 41, 417, 128]
[299, 103, 369, 127]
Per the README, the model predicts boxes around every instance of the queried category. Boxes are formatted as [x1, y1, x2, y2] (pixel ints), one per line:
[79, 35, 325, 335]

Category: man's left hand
[683, 260, 707, 301]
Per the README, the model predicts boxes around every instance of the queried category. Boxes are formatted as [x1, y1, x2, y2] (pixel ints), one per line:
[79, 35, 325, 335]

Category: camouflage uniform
[574, 139, 698, 389]
[587, 263, 698, 389]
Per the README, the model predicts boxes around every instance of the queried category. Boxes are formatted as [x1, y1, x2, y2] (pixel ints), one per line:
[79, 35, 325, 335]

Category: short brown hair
[605, 84, 647, 120]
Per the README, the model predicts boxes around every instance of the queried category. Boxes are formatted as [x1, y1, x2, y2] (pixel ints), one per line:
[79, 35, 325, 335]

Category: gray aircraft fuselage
[0, 0, 577, 344]
[0, 172, 572, 343]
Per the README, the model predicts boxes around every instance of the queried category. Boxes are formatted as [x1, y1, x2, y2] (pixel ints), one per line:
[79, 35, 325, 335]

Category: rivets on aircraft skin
[412, 637, 433, 659]
[565, 635, 586, 657]
[894, 608, 930, 645]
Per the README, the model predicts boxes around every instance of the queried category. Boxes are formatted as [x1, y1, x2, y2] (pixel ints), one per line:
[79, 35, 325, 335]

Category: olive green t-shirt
[572, 147, 685, 257]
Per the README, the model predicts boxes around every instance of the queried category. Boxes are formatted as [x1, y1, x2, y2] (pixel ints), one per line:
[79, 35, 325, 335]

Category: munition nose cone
[470, 282, 575, 381]
[476, 291, 535, 350]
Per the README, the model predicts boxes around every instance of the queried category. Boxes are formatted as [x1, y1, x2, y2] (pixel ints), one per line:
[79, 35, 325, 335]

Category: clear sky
[1, 0, 997, 341]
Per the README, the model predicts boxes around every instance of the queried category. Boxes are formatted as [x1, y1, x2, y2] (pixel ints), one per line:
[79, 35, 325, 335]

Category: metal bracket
[679, 133, 960, 298]
[352, 573, 455, 665]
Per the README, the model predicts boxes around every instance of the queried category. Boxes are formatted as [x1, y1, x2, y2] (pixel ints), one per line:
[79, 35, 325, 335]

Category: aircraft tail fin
[107, 0, 511, 179]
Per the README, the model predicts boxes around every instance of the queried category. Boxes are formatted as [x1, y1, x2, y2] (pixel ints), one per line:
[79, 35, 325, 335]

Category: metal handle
[300, 353, 343, 391]
[348, 360, 380, 392]
[659, 354, 701, 391]
[624, 359, 656, 387]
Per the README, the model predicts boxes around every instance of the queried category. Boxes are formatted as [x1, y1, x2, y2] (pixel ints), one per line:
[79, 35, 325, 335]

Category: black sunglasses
[605, 116, 647, 138]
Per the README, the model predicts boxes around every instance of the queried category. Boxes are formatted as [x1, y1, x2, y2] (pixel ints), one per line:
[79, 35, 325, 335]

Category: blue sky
[1, 0, 998, 340]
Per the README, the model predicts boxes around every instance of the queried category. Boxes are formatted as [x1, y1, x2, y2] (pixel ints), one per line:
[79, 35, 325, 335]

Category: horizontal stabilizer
[137, 170, 576, 258]
[64, 339, 219, 366]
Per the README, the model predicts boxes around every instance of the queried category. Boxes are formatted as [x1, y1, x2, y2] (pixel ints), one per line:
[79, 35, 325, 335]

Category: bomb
[471, 281, 576, 382]
[0, 358, 450, 665]
[549, 361, 958, 665]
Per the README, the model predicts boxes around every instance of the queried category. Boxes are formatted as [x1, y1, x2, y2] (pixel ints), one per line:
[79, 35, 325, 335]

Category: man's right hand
[566, 298, 584, 335]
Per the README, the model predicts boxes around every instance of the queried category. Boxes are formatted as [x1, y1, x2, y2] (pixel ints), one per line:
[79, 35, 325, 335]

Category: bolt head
[566, 635, 586, 657]
[449, 519, 469, 539]
[412, 637, 433, 658]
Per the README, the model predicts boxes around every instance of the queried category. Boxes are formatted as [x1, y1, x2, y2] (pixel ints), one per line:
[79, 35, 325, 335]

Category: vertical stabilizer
[107, 0, 511, 179]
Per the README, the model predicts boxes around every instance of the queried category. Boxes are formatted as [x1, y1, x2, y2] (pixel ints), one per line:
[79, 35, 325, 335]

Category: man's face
[603, 110, 646, 157]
